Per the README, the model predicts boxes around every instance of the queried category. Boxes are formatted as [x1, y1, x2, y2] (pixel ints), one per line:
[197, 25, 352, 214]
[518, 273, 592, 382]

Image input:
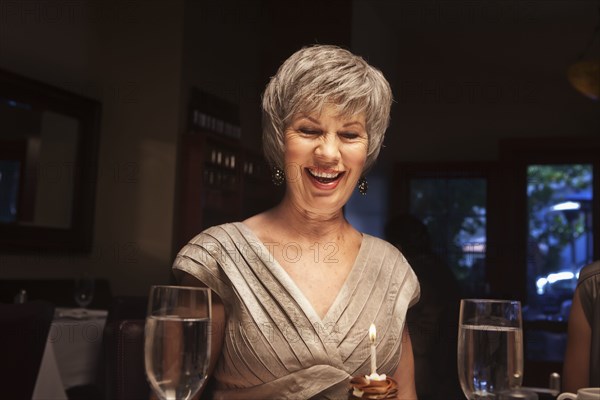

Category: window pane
[0, 160, 21, 223]
[526, 164, 594, 315]
[524, 163, 594, 361]
[409, 178, 487, 296]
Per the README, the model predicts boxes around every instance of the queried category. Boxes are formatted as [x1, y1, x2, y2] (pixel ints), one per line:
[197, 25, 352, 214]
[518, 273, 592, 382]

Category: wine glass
[73, 276, 95, 309]
[457, 299, 523, 399]
[144, 285, 212, 400]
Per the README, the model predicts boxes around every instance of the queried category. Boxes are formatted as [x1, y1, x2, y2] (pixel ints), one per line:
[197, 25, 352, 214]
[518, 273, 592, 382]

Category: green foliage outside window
[527, 164, 592, 274]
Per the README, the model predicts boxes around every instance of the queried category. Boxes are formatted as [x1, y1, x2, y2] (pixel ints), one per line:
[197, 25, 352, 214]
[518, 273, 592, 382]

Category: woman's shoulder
[364, 234, 420, 304]
[363, 234, 410, 265]
[578, 261, 600, 284]
[186, 222, 247, 246]
[363, 233, 414, 275]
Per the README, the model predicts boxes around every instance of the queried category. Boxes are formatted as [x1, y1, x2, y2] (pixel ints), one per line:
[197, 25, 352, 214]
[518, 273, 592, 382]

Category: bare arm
[180, 273, 226, 399]
[562, 287, 591, 392]
[393, 326, 418, 400]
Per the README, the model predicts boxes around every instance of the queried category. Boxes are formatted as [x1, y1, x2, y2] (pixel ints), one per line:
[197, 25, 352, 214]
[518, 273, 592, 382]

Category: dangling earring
[271, 166, 285, 186]
[358, 176, 368, 195]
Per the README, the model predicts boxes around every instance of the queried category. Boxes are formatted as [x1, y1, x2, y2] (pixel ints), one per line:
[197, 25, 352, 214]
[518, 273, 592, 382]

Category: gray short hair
[262, 44, 393, 172]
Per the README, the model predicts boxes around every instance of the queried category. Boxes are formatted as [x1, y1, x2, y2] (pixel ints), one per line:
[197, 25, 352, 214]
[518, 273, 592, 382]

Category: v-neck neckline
[232, 222, 370, 326]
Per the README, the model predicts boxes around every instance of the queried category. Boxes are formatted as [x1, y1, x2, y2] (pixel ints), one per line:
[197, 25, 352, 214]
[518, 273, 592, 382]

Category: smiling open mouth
[306, 168, 344, 184]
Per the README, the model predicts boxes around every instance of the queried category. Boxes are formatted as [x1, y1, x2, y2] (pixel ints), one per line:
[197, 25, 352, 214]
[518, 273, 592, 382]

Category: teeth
[309, 169, 340, 179]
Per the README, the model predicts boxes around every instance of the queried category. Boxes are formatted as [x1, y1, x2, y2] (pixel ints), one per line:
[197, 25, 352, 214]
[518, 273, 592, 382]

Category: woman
[173, 45, 420, 399]
[562, 260, 600, 392]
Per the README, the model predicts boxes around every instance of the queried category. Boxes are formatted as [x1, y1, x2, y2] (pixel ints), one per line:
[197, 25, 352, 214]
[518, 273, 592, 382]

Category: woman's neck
[269, 195, 349, 244]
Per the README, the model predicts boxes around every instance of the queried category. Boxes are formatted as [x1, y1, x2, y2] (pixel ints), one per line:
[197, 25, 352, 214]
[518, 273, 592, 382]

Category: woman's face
[283, 104, 368, 214]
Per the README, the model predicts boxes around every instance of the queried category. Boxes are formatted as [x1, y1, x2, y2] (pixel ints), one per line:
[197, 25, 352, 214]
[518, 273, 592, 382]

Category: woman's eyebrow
[295, 116, 364, 129]
[298, 116, 320, 124]
[343, 121, 365, 129]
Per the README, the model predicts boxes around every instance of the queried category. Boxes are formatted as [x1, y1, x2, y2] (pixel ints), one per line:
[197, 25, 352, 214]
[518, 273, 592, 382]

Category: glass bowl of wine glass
[458, 299, 523, 399]
[73, 276, 95, 309]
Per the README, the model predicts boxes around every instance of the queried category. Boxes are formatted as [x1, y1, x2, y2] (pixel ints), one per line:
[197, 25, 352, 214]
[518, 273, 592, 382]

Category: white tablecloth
[32, 341, 67, 400]
[33, 308, 108, 399]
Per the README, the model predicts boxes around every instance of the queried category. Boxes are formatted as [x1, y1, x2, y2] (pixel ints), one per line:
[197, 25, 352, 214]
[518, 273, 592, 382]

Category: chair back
[104, 295, 150, 400]
[103, 319, 149, 400]
[0, 300, 55, 400]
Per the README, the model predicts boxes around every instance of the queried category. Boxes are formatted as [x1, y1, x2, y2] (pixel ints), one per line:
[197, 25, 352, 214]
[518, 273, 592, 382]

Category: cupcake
[348, 374, 398, 399]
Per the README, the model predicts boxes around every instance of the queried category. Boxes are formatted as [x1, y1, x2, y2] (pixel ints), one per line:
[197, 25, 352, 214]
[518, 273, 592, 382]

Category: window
[409, 177, 487, 296]
[392, 142, 600, 386]
[526, 164, 594, 317]
[498, 138, 600, 385]
[524, 163, 594, 361]
[391, 163, 495, 297]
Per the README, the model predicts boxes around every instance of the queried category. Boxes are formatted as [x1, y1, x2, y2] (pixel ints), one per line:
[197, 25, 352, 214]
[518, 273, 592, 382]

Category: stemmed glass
[457, 299, 523, 399]
[73, 276, 95, 309]
[144, 285, 212, 400]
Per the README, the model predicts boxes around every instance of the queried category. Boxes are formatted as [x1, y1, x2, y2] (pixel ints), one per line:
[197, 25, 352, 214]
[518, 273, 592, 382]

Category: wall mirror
[0, 69, 101, 252]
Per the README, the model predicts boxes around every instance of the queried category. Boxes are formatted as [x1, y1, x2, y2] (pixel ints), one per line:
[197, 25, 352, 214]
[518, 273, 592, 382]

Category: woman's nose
[314, 135, 340, 163]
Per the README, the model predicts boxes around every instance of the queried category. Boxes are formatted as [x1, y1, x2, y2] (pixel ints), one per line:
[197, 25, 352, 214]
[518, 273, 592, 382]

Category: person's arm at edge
[562, 286, 591, 392]
[393, 326, 418, 400]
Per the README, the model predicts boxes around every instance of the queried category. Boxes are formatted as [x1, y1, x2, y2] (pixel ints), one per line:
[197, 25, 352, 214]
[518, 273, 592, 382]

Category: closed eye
[299, 127, 322, 135]
[340, 132, 360, 139]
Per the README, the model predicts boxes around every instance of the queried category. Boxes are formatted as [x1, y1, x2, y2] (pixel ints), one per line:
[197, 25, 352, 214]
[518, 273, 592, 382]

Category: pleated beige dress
[173, 223, 420, 400]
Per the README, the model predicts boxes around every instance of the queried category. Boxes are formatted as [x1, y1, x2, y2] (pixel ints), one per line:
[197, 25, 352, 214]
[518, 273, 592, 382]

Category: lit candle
[369, 323, 377, 375]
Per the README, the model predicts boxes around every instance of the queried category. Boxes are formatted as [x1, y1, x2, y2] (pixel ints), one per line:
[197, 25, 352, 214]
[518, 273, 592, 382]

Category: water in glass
[145, 316, 210, 400]
[144, 285, 211, 400]
[458, 299, 523, 399]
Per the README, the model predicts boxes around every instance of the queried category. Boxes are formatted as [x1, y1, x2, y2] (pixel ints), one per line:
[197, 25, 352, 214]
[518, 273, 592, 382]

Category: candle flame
[369, 324, 376, 343]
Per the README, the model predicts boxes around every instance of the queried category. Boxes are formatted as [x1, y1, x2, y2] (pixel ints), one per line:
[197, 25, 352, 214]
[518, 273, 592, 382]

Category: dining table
[32, 307, 108, 400]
